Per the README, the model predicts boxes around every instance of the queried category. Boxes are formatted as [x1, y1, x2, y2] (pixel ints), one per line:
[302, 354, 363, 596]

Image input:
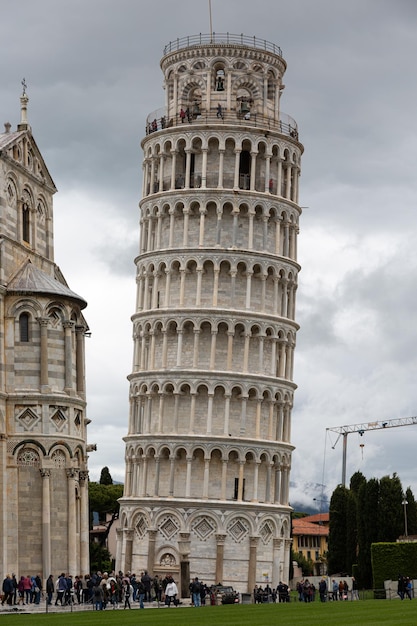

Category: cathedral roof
[7, 259, 87, 309]
[0, 127, 57, 192]
[0, 129, 25, 149]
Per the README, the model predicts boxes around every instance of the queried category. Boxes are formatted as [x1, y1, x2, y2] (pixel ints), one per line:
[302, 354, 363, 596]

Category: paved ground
[0, 599, 185, 615]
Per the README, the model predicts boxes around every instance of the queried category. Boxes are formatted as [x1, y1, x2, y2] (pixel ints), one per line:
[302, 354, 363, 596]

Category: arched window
[19, 312, 30, 342]
[22, 203, 30, 243]
[239, 150, 251, 190]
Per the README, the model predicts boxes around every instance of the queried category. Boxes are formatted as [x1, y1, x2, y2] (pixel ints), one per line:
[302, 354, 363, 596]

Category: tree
[291, 548, 314, 576]
[345, 489, 358, 574]
[328, 484, 349, 575]
[99, 466, 113, 485]
[90, 541, 112, 574]
[89, 481, 124, 524]
[405, 487, 417, 536]
[377, 474, 403, 542]
[357, 477, 379, 587]
[350, 471, 366, 496]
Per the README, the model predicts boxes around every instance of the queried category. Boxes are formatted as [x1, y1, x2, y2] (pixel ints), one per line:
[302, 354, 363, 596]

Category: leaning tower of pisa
[118, 33, 303, 595]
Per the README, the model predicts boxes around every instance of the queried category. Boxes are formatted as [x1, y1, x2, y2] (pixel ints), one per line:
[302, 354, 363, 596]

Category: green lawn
[1, 601, 417, 626]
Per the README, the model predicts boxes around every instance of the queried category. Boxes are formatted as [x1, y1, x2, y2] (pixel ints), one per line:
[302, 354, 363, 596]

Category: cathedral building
[118, 33, 303, 594]
[0, 89, 90, 579]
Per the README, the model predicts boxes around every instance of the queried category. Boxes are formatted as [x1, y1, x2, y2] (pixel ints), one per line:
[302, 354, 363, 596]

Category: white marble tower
[118, 33, 303, 595]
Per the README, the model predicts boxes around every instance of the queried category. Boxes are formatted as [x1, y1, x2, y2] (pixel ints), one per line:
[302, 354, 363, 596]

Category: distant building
[118, 32, 303, 594]
[0, 89, 91, 579]
[292, 513, 329, 576]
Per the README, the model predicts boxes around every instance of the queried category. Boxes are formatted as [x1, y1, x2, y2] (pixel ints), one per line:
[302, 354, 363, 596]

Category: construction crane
[326, 416, 417, 487]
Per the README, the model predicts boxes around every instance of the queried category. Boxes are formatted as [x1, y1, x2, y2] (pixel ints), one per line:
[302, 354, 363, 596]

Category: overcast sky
[3, 0, 417, 509]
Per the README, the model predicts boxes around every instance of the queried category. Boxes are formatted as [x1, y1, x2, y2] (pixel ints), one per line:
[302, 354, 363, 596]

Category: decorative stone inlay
[260, 520, 274, 544]
[17, 447, 40, 466]
[17, 407, 39, 430]
[160, 553, 176, 566]
[159, 516, 179, 540]
[135, 515, 148, 539]
[51, 449, 66, 468]
[51, 408, 67, 431]
[192, 516, 215, 541]
[228, 518, 249, 543]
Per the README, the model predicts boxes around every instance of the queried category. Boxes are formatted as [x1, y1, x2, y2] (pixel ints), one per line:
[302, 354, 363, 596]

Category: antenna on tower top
[209, 0, 213, 42]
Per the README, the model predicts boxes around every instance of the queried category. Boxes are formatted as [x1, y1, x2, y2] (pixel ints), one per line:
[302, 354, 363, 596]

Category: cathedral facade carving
[0, 92, 90, 579]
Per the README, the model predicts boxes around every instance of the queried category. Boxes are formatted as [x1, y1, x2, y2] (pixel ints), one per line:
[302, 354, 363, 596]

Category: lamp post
[402, 498, 408, 538]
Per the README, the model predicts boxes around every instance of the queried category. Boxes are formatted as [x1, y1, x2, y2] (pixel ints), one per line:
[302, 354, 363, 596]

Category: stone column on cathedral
[66, 468, 78, 575]
[38, 318, 49, 390]
[40, 468, 51, 580]
[75, 326, 86, 396]
[63, 321, 75, 393]
[79, 471, 89, 575]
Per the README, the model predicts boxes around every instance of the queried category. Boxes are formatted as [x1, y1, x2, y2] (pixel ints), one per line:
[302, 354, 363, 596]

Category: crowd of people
[1, 570, 211, 610]
[397, 574, 413, 600]
[4, 570, 414, 609]
[253, 582, 291, 603]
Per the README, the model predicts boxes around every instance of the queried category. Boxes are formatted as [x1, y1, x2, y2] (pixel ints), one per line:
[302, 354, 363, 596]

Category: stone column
[185, 455, 192, 497]
[195, 269, 203, 306]
[170, 150, 177, 189]
[168, 208, 175, 248]
[180, 206, 189, 246]
[115, 528, 123, 572]
[223, 394, 230, 436]
[212, 267, 220, 306]
[201, 148, 208, 188]
[185, 150, 192, 188]
[206, 392, 214, 434]
[178, 533, 191, 598]
[66, 468, 78, 575]
[209, 330, 217, 370]
[142, 163, 149, 201]
[215, 534, 226, 584]
[75, 325, 86, 396]
[147, 529, 158, 573]
[79, 471, 90, 575]
[250, 152, 257, 191]
[217, 150, 224, 188]
[252, 461, 260, 502]
[233, 149, 241, 189]
[277, 158, 283, 197]
[198, 208, 207, 247]
[272, 538, 282, 585]
[63, 321, 75, 393]
[203, 457, 210, 499]
[169, 456, 175, 496]
[124, 529, 134, 573]
[264, 155, 271, 193]
[154, 456, 160, 495]
[37, 317, 49, 390]
[283, 538, 292, 583]
[159, 154, 165, 192]
[40, 468, 51, 580]
[248, 536, 259, 593]
[237, 461, 245, 501]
